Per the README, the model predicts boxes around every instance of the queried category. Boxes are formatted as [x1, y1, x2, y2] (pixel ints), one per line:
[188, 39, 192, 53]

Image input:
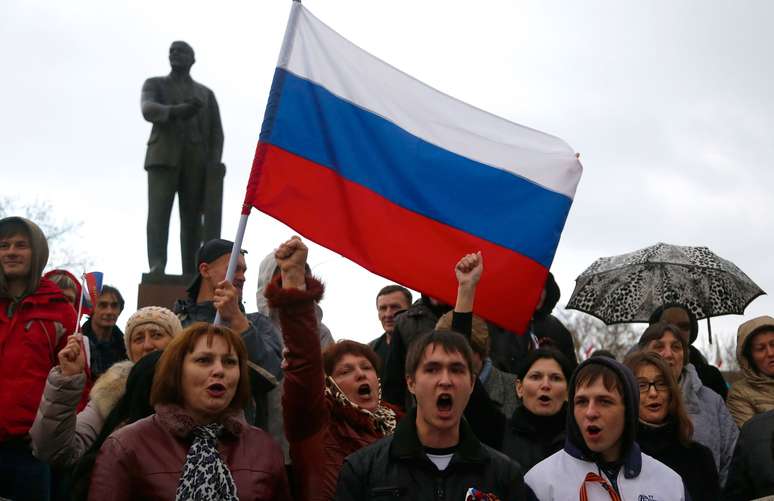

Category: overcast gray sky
[3, 0, 772, 357]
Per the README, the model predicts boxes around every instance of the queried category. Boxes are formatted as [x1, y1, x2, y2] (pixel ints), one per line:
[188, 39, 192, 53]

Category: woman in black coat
[501, 347, 574, 471]
[724, 409, 774, 500]
[624, 349, 720, 500]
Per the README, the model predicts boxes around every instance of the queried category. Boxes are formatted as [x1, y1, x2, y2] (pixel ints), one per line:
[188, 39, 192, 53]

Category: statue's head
[169, 41, 195, 71]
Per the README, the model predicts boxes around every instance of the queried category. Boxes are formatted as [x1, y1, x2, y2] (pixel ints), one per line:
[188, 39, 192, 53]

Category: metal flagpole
[214, 213, 250, 326]
[76, 273, 86, 334]
[213, 0, 303, 325]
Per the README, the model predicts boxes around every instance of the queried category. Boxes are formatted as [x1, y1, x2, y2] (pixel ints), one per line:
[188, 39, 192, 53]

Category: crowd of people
[1, 215, 773, 500]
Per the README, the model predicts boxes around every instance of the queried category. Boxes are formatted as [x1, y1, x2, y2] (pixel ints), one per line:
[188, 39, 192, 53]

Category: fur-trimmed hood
[90, 360, 133, 419]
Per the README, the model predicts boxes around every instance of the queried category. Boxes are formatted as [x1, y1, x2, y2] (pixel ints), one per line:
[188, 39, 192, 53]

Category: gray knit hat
[124, 306, 183, 355]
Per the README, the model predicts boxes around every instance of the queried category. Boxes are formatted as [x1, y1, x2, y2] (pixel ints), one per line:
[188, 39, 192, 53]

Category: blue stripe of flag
[262, 68, 572, 267]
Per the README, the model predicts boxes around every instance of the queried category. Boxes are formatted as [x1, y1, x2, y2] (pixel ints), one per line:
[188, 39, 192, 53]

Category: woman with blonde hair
[624, 349, 719, 500]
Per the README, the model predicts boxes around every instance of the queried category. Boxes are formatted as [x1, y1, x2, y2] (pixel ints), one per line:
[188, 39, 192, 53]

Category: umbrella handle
[707, 317, 713, 345]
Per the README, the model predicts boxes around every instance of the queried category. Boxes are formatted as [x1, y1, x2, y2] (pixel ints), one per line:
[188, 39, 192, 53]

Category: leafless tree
[0, 197, 92, 271]
[708, 332, 739, 372]
[555, 307, 645, 362]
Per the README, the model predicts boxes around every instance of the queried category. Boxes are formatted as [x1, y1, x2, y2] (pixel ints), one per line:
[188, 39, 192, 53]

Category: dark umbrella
[566, 242, 765, 342]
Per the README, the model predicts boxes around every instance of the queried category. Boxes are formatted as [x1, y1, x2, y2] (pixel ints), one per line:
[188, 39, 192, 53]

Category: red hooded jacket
[0, 217, 76, 442]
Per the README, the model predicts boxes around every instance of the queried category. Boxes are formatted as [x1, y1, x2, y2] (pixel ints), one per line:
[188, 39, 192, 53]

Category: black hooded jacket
[649, 304, 728, 400]
[489, 273, 578, 375]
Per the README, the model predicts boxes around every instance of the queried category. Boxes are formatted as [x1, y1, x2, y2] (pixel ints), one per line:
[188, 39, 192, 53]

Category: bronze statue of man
[141, 41, 224, 276]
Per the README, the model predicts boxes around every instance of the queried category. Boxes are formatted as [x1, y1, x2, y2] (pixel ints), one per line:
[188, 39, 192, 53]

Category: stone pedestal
[137, 274, 194, 310]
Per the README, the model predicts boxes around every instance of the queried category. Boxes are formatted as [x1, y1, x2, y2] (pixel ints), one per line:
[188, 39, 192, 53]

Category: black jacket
[368, 332, 391, 379]
[689, 346, 728, 401]
[502, 403, 566, 472]
[81, 318, 127, 380]
[723, 410, 774, 500]
[637, 420, 720, 501]
[489, 273, 578, 374]
[335, 407, 529, 500]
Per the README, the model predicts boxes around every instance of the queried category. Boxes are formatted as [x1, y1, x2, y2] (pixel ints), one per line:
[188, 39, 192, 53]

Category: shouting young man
[336, 328, 528, 500]
[525, 357, 686, 500]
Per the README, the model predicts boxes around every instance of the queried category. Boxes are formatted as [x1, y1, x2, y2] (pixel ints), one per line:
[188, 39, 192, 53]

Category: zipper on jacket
[370, 486, 406, 497]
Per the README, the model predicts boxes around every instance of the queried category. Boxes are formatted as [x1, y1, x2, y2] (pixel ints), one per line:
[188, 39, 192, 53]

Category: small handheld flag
[82, 272, 103, 313]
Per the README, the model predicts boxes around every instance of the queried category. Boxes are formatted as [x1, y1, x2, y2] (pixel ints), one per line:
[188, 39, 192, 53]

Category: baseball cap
[186, 239, 247, 298]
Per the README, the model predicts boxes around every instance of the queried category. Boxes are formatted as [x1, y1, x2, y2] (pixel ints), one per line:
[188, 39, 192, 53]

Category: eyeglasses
[637, 380, 669, 393]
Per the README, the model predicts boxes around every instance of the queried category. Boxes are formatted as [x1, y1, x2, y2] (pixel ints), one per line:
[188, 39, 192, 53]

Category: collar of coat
[389, 406, 488, 465]
[82, 318, 125, 345]
[154, 403, 245, 439]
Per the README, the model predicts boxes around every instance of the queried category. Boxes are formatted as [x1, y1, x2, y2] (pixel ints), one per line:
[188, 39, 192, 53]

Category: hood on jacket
[565, 356, 641, 476]
[678, 363, 703, 414]
[736, 316, 774, 380]
[90, 360, 134, 419]
[255, 251, 277, 317]
[0, 216, 49, 300]
[649, 303, 700, 344]
[43, 269, 82, 303]
[534, 272, 560, 318]
[257, 251, 321, 324]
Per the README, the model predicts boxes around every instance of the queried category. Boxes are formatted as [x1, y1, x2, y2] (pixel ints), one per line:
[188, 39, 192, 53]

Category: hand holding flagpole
[214, 212, 250, 326]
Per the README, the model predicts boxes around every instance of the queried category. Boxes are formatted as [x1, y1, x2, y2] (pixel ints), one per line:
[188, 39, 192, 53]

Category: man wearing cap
[173, 238, 282, 428]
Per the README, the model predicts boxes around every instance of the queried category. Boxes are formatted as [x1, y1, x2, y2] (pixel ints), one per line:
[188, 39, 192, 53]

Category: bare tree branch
[0, 197, 93, 271]
[555, 307, 644, 361]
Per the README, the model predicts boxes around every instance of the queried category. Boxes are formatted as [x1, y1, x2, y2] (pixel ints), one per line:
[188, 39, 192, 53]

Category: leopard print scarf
[325, 376, 397, 436]
[175, 423, 238, 501]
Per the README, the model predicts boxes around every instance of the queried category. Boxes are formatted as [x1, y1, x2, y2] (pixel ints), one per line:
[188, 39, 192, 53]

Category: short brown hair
[323, 340, 381, 376]
[376, 285, 412, 306]
[405, 330, 474, 382]
[574, 361, 623, 398]
[0, 219, 29, 241]
[624, 351, 693, 444]
[638, 322, 688, 368]
[150, 322, 250, 412]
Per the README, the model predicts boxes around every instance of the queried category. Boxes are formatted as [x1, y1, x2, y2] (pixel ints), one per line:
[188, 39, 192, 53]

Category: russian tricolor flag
[244, 3, 582, 333]
[81, 271, 103, 316]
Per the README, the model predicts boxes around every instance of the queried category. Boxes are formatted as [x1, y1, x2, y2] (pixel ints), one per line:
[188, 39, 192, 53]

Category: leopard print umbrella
[567, 243, 765, 327]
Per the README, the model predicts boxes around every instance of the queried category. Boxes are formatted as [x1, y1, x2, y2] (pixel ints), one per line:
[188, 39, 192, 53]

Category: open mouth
[537, 395, 552, 404]
[586, 425, 602, 439]
[437, 393, 453, 413]
[207, 383, 226, 397]
[646, 403, 662, 411]
[357, 383, 372, 398]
